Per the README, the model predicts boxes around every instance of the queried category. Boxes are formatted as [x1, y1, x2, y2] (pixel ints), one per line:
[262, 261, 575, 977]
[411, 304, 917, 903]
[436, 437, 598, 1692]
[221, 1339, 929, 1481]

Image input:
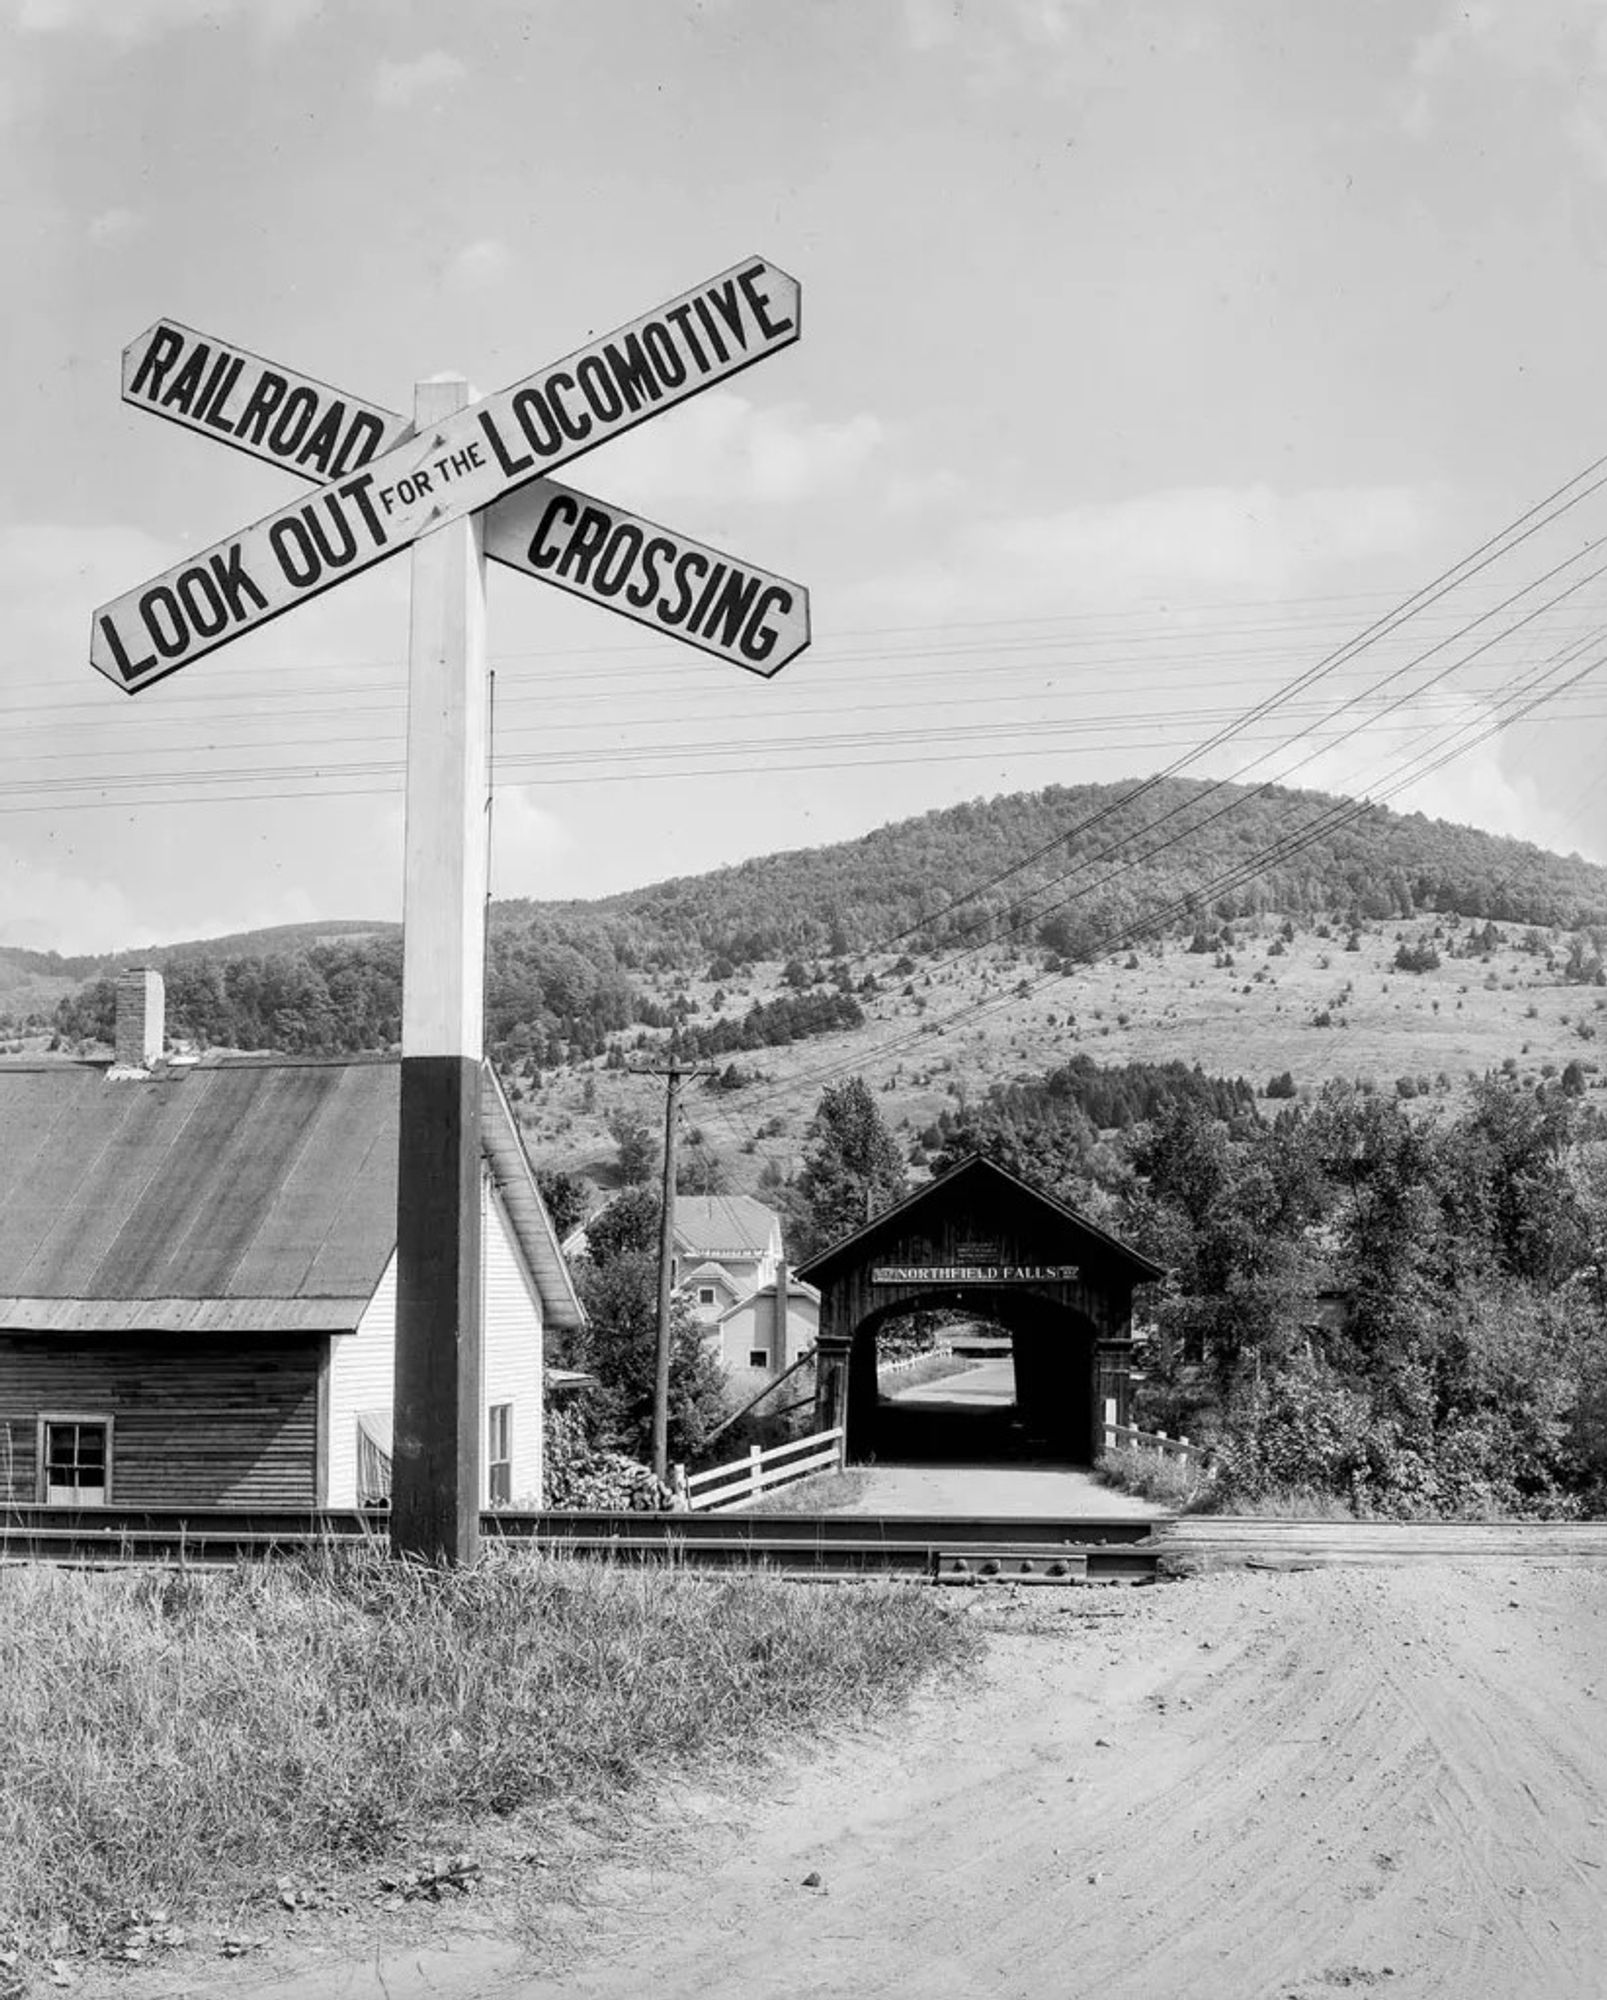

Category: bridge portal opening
[847, 1293, 1098, 1466]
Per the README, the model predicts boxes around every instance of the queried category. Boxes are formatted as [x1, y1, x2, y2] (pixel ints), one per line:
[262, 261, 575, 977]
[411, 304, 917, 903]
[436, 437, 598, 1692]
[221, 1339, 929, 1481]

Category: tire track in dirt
[217, 1565, 1607, 2000]
[504, 1567, 1607, 2000]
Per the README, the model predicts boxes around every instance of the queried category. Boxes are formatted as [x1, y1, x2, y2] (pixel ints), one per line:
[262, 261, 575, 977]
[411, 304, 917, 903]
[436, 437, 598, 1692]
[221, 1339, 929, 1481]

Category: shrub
[1394, 940, 1441, 974]
[1213, 1357, 1373, 1503]
[542, 1402, 668, 1510]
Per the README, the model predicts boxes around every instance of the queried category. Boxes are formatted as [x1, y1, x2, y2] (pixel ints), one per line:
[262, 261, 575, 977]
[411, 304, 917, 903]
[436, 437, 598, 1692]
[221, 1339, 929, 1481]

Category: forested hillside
[527, 776, 1607, 962]
[40, 777, 1607, 1063]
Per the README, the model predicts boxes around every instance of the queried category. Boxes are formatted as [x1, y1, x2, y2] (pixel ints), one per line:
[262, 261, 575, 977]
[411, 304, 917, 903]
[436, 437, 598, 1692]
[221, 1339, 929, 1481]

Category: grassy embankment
[0, 1549, 972, 1980]
[1093, 1448, 1545, 1520]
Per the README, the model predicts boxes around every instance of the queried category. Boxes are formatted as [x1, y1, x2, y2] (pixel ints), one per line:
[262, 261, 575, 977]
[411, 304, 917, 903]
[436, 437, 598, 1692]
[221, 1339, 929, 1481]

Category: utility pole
[638, 1053, 719, 1482]
[392, 375, 488, 1568]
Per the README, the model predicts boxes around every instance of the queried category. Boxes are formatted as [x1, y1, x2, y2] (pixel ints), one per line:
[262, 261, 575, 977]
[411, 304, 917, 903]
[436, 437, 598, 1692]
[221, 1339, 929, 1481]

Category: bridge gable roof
[794, 1153, 1163, 1290]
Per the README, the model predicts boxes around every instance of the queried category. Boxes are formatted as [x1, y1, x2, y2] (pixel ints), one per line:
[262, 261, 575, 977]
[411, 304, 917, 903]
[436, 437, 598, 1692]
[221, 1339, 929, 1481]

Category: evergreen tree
[607, 1108, 657, 1187]
[534, 1167, 591, 1244]
[788, 1077, 906, 1259]
[584, 1185, 661, 1265]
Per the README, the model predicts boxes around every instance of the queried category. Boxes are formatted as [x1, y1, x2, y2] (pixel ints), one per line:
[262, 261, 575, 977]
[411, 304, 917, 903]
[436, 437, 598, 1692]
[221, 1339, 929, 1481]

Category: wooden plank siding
[0, 1334, 322, 1507]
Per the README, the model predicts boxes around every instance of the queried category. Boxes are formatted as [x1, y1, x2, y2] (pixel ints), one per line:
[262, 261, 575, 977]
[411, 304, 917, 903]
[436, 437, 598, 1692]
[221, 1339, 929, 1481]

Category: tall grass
[744, 1466, 876, 1515]
[1096, 1450, 1391, 1519]
[1095, 1446, 1218, 1511]
[0, 1550, 972, 1967]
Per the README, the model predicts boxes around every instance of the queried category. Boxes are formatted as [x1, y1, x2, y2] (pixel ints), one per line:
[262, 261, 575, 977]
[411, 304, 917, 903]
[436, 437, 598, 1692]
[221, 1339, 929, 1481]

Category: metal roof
[481, 1065, 584, 1331]
[673, 1195, 781, 1258]
[0, 1057, 582, 1334]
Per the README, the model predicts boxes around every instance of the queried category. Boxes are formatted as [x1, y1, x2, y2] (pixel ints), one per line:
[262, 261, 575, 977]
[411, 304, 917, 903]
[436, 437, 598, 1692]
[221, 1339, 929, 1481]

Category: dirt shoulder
[101, 1563, 1607, 2000]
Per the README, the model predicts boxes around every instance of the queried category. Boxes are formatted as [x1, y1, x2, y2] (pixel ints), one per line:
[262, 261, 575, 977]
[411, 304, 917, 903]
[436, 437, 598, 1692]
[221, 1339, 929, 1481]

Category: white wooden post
[749, 1443, 763, 1501]
[1103, 1397, 1118, 1452]
[390, 375, 490, 1568]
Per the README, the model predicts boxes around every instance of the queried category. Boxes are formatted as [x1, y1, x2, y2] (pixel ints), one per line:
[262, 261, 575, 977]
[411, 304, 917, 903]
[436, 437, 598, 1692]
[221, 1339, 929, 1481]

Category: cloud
[87, 206, 144, 246]
[1403, 0, 1607, 174]
[0, 522, 181, 653]
[884, 467, 967, 515]
[1261, 687, 1607, 868]
[904, 0, 1208, 90]
[905, 0, 1083, 56]
[12, 0, 322, 41]
[371, 48, 466, 109]
[864, 482, 1437, 622]
[490, 788, 572, 898]
[445, 238, 513, 289]
[594, 393, 884, 509]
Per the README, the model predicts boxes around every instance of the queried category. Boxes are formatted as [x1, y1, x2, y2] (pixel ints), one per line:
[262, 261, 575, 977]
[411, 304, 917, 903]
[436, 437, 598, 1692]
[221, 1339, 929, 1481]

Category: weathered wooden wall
[0, 1335, 322, 1507]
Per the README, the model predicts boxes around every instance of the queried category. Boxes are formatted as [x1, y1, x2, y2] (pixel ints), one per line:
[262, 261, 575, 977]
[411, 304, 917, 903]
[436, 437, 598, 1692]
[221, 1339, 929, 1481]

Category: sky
[7, 0, 1607, 952]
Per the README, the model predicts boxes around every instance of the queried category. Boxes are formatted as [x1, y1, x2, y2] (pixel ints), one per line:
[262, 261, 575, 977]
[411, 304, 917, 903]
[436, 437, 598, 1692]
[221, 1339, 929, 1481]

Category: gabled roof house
[0, 979, 580, 1512]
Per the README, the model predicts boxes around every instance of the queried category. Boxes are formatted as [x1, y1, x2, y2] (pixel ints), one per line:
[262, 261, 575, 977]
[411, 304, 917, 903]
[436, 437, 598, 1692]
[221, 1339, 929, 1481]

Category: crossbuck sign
[89, 257, 811, 1566]
[92, 256, 809, 688]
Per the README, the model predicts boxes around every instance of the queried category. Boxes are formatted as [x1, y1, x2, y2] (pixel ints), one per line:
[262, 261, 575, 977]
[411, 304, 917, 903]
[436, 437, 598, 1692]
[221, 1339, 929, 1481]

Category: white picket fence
[876, 1341, 954, 1381]
[677, 1427, 846, 1513]
[1101, 1418, 1201, 1467]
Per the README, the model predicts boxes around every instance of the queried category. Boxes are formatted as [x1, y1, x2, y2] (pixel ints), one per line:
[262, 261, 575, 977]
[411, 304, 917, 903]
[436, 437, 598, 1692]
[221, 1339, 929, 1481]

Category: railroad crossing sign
[87, 255, 812, 1566]
[92, 255, 808, 689]
[111, 317, 810, 677]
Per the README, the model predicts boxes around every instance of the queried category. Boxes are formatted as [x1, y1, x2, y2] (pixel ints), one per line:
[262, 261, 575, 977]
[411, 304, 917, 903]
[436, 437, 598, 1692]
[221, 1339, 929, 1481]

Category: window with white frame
[488, 1403, 513, 1506]
[39, 1416, 112, 1506]
[697, 1286, 717, 1307]
[749, 1349, 769, 1370]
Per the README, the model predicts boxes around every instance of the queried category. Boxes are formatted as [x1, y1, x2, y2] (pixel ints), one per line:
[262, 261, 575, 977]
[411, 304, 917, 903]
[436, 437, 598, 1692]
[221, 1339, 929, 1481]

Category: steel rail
[0, 1504, 1166, 1581]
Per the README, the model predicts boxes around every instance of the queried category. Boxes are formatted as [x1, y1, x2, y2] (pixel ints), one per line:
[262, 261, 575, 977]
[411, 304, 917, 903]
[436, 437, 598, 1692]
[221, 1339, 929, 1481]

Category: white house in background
[709, 1275, 819, 1373]
[672, 1195, 783, 1305]
[564, 1191, 806, 1374]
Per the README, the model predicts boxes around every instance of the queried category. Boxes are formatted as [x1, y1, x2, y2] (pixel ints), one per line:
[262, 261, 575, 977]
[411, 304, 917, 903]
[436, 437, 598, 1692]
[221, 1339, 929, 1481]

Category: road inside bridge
[845, 1356, 1166, 1516]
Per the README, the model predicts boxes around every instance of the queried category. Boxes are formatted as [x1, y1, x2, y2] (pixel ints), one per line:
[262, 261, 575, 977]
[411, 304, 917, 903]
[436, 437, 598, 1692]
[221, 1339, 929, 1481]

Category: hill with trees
[37, 778, 1607, 1073]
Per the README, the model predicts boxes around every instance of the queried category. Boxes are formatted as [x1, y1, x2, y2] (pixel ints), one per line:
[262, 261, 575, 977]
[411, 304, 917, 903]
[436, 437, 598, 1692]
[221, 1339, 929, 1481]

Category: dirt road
[220, 1560, 1607, 2000]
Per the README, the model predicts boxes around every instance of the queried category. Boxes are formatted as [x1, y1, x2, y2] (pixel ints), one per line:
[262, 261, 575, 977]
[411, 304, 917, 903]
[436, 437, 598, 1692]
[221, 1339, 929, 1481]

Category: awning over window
[356, 1408, 392, 1505]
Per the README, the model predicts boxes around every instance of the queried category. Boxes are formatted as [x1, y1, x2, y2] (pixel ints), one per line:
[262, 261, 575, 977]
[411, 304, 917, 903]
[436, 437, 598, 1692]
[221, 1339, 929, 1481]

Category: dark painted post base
[814, 1340, 851, 1461]
[391, 1056, 483, 1565]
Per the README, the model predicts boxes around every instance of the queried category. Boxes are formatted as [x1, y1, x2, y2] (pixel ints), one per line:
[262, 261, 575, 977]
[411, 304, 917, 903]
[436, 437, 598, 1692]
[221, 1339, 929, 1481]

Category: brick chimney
[112, 967, 165, 1073]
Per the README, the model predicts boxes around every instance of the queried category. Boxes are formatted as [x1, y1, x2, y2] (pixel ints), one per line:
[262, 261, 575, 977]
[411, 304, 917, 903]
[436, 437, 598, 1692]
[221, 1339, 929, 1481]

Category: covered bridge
[796, 1154, 1162, 1465]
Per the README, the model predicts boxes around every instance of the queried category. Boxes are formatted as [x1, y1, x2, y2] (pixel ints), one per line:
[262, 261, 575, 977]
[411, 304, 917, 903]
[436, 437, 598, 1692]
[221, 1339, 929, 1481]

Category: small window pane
[44, 1422, 109, 1503]
[488, 1404, 513, 1506]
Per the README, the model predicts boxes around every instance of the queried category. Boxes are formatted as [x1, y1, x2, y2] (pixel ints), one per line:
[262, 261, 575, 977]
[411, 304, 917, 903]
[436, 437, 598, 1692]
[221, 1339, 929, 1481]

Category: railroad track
[6, 1507, 1606, 1579]
[0, 1504, 1164, 1582]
